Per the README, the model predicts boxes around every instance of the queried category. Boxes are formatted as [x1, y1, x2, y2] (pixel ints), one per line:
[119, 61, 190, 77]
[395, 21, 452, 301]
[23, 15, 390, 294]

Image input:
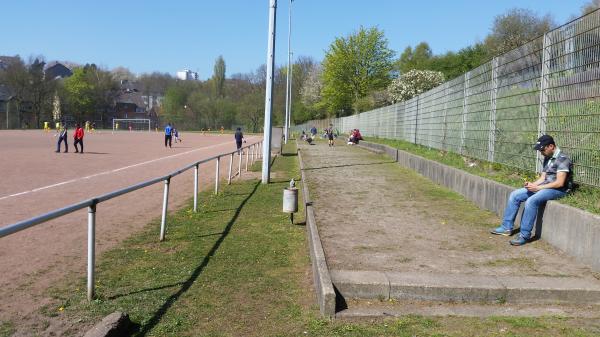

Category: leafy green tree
[162, 84, 190, 126]
[0, 56, 29, 126]
[321, 26, 395, 116]
[395, 42, 433, 75]
[62, 67, 96, 121]
[212, 55, 226, 98]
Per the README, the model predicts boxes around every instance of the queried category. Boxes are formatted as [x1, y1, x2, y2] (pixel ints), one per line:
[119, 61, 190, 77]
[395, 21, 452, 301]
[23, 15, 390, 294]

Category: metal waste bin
[283, 179, 298, 223]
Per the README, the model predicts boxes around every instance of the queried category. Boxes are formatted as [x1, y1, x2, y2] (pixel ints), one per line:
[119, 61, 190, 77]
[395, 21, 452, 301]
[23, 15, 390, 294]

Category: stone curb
[331, 270, 600, 305]
[83, 311, 134, 337]
[359, 141, 600, 272]
[297, 145, 336, 317]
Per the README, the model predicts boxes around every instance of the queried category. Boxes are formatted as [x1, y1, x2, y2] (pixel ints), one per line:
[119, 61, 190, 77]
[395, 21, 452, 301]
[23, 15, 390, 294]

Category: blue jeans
[501, 187, 566, 239]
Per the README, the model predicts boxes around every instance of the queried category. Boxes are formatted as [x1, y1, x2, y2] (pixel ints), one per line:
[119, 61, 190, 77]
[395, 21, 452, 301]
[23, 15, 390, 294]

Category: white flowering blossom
[387, 69, 445, 102]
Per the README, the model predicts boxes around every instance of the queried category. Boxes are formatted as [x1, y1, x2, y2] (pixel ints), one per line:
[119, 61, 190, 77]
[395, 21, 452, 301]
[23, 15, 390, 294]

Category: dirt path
[298, 140, 599, 280]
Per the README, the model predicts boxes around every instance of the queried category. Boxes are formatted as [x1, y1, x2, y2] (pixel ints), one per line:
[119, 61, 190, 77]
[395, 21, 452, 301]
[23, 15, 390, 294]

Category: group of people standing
[55, 123, 85, 153]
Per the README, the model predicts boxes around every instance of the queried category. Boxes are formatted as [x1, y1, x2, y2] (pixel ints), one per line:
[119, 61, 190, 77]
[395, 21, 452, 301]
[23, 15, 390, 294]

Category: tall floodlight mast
[262, 0, 277, 184]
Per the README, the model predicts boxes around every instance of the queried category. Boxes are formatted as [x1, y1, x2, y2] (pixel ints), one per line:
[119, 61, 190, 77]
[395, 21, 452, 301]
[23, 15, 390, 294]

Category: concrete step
[332, 270, 600, 305]
[335, 299, 600, 318]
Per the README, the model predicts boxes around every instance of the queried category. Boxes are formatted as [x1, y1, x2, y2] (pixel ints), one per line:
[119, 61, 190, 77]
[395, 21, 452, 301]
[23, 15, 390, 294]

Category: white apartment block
[176, 69, 199, 81]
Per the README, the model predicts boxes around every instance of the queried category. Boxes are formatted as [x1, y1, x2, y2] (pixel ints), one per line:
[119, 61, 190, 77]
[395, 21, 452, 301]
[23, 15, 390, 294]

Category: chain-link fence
[295, 10, 600, 188]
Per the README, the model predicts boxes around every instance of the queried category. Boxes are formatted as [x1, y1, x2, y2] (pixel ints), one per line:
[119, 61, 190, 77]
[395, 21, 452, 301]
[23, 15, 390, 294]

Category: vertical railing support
[251, 144, 255, 164]
[160, 177, 170, 241]
[193, 164, 199, 212]
[461, 72, 470, 155]
[238, 149, 243, 177]
[245, 147, 249, 171]
[228, 153, 234, 184]
[87, 203, 97, 301]
[215, 156, 220, 194]
[414, 96, 420, 144]
[489, 57, 499, 163]
[537, 33, 550, 173]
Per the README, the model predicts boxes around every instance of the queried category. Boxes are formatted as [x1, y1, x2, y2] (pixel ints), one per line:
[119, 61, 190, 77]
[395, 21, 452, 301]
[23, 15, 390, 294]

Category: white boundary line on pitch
[0, 137, 258, 201]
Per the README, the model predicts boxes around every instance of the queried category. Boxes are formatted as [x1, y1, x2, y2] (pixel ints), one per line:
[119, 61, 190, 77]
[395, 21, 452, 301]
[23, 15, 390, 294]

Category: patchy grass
[0, 321, 15, 337]
[484, 257, 537, 269]
[31, 142, 600, 337]
[366, 137, 600, 215]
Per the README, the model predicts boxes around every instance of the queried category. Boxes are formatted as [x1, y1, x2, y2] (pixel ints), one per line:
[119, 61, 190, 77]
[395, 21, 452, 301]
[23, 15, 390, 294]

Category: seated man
[491, 135, 572, 246]
[353, 129, 363, 144]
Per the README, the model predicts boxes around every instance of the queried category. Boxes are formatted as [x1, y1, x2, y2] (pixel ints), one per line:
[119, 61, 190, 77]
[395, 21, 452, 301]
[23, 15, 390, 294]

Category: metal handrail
[0, 140, 263, 300]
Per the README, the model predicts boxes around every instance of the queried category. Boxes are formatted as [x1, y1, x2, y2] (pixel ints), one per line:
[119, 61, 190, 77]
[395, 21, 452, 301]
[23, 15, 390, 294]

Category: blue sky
[1, 0, 590, 80]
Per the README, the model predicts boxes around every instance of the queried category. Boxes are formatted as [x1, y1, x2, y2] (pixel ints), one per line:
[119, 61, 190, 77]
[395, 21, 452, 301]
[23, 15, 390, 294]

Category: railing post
[160, 177, 170, 241]
[537, 32, 550, 173]
[238, 149, 243, 177]
[87, 203, 96, 301]
[251, 144, 255, 164]
[489, 57, 499, 163]
[461, 72, 470, 155]
[193, 164, 199, 212]
[245, 147, 249, 171]
[215, 156, 220, 194]
[228, 153, 234, 185]
[414, 96, 419, 144]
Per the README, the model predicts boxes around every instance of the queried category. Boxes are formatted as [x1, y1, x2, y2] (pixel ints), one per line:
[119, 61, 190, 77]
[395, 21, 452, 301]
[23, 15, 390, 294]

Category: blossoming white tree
[387, 69, 445, 103]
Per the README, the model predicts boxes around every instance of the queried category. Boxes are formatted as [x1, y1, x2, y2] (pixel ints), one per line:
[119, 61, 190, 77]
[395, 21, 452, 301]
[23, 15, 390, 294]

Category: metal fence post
[537, 32, 550, 173]
[461, 72, 470, 155]
[489, 57, 499, 162]
[245, 147, 249, 171]
[215, 156, 220, 194]
[193, 164, 199, 212]
[160, 178, 170, 241]
[414, 96, 420, 144]
[228, 153, 233, 185]
[87, 203, 96, 301]
[442, 84, 449, 150]
[238, 149, 243, 177]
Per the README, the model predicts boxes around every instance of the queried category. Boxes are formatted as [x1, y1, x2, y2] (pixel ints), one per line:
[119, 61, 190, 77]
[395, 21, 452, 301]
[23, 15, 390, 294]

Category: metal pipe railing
[0, 140, 263, 301]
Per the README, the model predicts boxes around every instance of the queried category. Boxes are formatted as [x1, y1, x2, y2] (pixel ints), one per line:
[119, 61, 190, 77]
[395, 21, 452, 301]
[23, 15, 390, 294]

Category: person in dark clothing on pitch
[55, 123, 68, 153]
[234, 127, 244, 150]
[164, 123, 173, 148]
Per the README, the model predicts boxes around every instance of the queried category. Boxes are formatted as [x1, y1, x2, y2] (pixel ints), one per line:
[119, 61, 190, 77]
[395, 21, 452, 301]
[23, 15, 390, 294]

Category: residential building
[176, 69, 198, 81]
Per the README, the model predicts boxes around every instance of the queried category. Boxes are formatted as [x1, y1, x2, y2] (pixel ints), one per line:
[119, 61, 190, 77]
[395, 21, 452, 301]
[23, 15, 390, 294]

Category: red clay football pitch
[0, 129, 261, 326]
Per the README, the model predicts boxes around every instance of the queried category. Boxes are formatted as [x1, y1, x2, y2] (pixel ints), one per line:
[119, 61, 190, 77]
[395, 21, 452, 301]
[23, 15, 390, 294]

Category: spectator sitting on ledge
[490, 134, 573, 246]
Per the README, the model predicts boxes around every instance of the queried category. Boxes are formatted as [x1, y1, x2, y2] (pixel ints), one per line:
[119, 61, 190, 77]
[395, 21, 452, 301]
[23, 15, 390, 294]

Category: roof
[115, 91, 146, 107]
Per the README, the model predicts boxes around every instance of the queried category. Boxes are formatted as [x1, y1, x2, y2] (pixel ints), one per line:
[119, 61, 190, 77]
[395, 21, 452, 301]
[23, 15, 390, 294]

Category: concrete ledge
[331, 270, 600, 304]
[360, 141, 600, 272]
[297, 147, 336, 317]
[330, 270, 389, 299]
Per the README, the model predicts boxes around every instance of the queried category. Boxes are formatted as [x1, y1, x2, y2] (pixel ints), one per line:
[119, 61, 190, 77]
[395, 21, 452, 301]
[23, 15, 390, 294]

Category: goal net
[112, 118, 151, 132]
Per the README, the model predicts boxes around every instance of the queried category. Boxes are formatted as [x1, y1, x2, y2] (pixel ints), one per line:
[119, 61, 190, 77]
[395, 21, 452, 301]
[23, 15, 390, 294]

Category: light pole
[262, 0, 277, 184]
[284, 0, 294, 144]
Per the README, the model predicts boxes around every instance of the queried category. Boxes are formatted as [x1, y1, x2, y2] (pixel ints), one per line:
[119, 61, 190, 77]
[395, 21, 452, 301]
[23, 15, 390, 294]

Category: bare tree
[484, 8, 555, 56]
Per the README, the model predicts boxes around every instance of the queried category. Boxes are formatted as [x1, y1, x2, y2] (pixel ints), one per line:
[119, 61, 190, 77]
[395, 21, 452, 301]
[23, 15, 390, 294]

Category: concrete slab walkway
[298, 139, 600, 313]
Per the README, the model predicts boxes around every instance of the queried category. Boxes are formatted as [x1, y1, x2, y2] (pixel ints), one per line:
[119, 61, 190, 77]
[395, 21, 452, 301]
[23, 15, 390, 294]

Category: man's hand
[525, 182, 541, 192]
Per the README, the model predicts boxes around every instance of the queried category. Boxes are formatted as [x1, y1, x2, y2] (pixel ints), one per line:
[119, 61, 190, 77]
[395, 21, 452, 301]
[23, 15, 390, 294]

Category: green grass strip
[365, 137, 600, 215]
[38, 142, 599, 337]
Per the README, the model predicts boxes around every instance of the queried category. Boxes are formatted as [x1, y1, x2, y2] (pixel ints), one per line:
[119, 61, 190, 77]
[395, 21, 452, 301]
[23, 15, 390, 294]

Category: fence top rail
[0, 140, 262, 239]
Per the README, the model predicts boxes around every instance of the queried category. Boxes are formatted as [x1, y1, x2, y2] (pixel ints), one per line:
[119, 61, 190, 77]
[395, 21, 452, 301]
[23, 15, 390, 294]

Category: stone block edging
[297, 146, 336, 317]
[359, 141, 600, 272]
